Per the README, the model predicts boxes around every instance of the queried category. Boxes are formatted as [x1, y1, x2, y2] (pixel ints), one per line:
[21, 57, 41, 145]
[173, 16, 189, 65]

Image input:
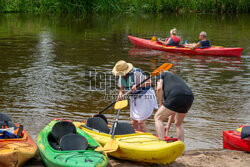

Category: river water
[0, 13, 249, 151]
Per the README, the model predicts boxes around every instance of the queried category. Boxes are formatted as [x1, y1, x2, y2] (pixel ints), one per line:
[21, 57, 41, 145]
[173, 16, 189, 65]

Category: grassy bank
[0, 0, 249, 14]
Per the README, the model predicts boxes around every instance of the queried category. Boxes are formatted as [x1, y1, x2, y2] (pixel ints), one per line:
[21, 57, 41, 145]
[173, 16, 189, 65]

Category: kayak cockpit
[48, 121, 91, 151]
[84, 117, 136, 135]
[37, 120, 109, 167]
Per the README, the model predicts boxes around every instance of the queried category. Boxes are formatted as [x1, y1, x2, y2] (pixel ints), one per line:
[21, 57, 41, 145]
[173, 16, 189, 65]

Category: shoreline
[25, 149, 250, 167]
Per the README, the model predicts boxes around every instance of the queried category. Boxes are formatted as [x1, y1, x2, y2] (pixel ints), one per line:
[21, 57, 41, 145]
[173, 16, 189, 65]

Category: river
[0, 13, 249, 151]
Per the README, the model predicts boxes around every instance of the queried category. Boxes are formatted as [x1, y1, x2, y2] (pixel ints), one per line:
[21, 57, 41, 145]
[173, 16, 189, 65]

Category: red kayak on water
[128, 36, 243, 57]
[223, 125, 250, 152]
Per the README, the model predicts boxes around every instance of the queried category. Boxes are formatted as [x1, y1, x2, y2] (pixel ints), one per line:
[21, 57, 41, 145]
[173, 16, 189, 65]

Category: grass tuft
[0, 0, 249, 14]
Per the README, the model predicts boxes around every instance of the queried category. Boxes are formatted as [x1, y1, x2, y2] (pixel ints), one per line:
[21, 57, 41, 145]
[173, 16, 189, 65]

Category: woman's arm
[156, 79, 163, 106]
[191, 42, 201, 49]
[132, 71, 152, 91]
[117, 86, 125, 101]
[138, 79, 152, 87]
[131, 77, 152, 92]
[185, 42, 201, 49]
[158, 38, 171, 46]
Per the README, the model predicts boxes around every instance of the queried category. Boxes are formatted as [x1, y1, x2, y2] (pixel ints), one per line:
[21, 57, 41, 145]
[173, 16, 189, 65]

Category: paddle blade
[151, 63, 173, 77]
[95, 139, 118, 153]
[151, 36, 156, 42]
[237, 128, 242, 133]
[114, 100, 128, 110]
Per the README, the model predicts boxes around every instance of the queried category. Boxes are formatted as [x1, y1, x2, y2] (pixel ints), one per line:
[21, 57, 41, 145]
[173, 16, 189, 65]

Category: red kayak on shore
[223, 125, 250, 152]
[128, 36, 243, 57]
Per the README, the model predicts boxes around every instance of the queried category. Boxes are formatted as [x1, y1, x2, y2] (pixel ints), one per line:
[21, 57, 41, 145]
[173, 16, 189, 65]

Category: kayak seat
[241, 126, 250, 139]
[0, 121, 17, 129]
[60, 134, 88, 151]
[93, 114, 108, 124]
[112, 122, 135, 135]
[48, 134, 60, 150]
[0, 113, 17, 129]
[51, 121, 77, 143]
[0, 113, 12, 122]
[86, 117, 110, 134]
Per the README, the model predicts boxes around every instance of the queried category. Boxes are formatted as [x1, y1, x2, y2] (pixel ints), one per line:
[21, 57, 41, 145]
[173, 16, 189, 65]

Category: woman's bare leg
[165, 113, 176, 136]
[138, 120, 147, 132]
[175, 113, 186, 142]
[154, 105, 175, 140]
[131, 119, 138, 130]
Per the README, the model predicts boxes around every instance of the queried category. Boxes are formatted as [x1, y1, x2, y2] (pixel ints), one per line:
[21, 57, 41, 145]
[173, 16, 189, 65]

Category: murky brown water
[0, 13, 249, 151]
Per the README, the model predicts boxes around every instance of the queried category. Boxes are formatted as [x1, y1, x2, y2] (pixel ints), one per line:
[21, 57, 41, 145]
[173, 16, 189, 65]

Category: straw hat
[112, 60, 133, 76]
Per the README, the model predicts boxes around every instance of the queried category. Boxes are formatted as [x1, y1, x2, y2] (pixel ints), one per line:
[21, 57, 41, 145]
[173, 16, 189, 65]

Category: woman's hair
[170, 28, 177, 35]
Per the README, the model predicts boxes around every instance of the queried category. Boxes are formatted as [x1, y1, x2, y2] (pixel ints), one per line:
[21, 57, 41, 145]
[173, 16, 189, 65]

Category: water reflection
[0, 13, 249, 150]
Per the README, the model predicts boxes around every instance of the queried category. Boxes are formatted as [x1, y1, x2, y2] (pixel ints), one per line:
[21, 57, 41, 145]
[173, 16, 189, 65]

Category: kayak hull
[223, 125, 250, 152]
[0, 129, 37, 167]
[37, 120, 108, 167]
[128, 36, 243, 57]
[74, 122, 185, 165]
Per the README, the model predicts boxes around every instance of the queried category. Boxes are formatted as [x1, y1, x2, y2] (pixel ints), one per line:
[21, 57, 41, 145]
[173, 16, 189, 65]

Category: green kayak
[37, 120, 108, 167]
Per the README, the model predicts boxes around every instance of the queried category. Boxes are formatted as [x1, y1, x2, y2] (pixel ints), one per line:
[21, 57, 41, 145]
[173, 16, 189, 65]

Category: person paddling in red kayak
[185, 31, 211, 49]
[157, 28, 181, 46]
[154, 71, 194, 142]
[113, 60, 158, 132]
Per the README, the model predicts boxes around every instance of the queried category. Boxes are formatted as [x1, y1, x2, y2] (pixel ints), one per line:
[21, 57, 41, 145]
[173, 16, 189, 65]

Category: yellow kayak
[74, 119, 184, 165]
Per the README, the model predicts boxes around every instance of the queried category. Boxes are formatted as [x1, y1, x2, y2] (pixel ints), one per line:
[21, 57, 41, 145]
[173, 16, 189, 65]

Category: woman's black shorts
[163, 95, 194, 113]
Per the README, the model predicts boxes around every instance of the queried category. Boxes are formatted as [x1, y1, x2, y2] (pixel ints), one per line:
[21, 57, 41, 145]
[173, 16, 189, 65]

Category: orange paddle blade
[151, 63, 173, 77]
[95, 139, 118, 153]
[151, 36, 156, 42]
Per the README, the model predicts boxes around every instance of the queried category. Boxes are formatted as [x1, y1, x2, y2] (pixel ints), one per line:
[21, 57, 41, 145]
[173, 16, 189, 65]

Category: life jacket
[170, 36, 180, 46]
[165, 36, 180, 46]
[0, 121, 23, 139]
[121, 67, 150, 95]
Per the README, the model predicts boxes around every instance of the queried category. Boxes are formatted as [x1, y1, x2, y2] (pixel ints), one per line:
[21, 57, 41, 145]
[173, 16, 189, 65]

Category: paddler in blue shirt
[185, 31, 211, 49]
[112, 60, 158, 132]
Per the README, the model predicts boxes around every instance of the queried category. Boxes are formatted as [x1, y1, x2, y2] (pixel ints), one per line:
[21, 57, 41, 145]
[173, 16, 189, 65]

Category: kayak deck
[37, 120, 108, 167]
[128, 35, 243, 57]
[74, 121, 185, 165]
[0, 129, 37, 167]
[223, 125, 250, 152]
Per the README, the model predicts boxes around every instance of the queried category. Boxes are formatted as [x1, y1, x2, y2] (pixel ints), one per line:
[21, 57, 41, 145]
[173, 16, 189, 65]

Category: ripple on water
[0, 14, 249, 151]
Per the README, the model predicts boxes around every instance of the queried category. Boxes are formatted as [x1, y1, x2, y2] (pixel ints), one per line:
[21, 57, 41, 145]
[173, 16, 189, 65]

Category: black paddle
[95, 100, 128, 153]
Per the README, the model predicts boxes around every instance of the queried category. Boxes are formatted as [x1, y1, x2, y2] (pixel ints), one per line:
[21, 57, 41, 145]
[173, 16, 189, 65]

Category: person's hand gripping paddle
[92, 63, 173, 123]
[95, 100, 128, 153]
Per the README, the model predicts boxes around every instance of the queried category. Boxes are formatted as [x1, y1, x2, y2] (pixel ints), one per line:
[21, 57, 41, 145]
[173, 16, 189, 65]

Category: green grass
[0, 0, 249, 14]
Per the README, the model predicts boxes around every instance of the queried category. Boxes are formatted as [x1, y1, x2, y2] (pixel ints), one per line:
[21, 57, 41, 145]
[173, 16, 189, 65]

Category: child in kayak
[154, 71, 194, 142]
[112, 60, 158, 132]
[185, 31, 211, 49]
[157, 28, 181, 46]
